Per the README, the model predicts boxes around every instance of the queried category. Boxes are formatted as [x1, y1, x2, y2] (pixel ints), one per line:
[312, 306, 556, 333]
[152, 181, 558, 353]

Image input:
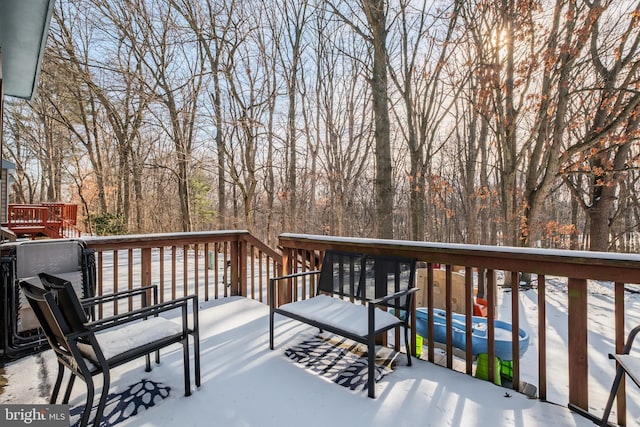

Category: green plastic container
[416, 334, 423, 358]
[475, 353, 501, 385]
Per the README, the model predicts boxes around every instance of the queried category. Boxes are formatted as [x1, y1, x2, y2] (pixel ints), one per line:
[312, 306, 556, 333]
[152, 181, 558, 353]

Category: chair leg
[92, 371, 110, 427]
[50, 362, 65, 404]
[600, 365, 625, 427]
[79, 376, 95, 427]
[62, 374, 76, 404]
[145, 353, 151, 372]
[183, 337, 191, 396]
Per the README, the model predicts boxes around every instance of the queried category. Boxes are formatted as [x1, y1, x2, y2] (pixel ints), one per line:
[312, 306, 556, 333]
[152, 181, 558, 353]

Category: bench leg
[183, 337, 192, 396]
[193, 332, 201, 388]
[404, 325, 412, 367]
[368, 334, 376, 398]
[269, 308, 275, 350]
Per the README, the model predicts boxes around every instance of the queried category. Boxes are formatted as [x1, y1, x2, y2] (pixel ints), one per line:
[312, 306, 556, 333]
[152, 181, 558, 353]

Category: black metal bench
[269, 250, 417, 398]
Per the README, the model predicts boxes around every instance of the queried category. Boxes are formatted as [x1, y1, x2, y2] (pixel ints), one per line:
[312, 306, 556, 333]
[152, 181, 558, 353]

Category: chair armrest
[81, 285, 158, 308]
[87, 294, 197, 334]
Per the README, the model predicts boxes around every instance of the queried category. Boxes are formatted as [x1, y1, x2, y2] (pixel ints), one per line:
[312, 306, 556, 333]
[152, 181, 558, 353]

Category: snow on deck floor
[1, 297, 601, 426]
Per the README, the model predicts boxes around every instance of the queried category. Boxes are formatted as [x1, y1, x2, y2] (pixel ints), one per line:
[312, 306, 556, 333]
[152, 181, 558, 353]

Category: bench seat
[278, 294, 401, 337]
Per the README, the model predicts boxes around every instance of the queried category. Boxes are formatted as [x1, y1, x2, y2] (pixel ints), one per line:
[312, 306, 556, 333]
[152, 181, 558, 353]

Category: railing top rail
[278, 233, 640, 283]
[242, 233, 282, 261]
[9, 205, 48, 211]
[84, 230, 252, 250]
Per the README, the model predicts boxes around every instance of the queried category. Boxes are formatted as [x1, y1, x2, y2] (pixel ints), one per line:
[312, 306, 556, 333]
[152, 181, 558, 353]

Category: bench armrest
[270, 270, 321, 282]
[370, 287, 419, 306]
[269, 270, 321, 303]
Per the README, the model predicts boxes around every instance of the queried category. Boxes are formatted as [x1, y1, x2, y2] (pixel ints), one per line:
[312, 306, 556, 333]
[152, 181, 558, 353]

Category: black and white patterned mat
[285, 335, 397, 393]
[70, 379, 170, 427]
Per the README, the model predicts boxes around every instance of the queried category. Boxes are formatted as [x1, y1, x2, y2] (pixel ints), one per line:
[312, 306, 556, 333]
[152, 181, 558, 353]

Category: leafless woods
[3, 0, 640, 251]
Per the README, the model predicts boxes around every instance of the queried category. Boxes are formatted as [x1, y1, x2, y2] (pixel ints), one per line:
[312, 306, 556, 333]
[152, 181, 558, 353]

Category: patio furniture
[600, 324, 640, 427]
[1, 239, 96, 358]
[269, 250, 417, 398]
[20, 273, 200, 427]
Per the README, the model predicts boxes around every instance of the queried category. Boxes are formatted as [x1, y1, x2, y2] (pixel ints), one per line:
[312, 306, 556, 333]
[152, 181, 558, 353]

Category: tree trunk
[362, 0, 393, 239]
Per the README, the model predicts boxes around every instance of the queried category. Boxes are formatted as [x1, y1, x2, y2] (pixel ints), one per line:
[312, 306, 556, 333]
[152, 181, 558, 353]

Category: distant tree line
[3, 0, 640, 251]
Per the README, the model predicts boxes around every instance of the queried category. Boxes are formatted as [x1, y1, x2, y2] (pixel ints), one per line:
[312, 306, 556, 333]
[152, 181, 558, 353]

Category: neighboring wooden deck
[5, 203, 81, 239]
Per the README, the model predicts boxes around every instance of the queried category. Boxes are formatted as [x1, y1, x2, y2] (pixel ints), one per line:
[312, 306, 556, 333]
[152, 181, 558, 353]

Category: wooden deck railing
[276, 233, 640, 426]
[82, 230, 640, 425]
[84, 230, 282, 318]
[7, 203, 81, 238]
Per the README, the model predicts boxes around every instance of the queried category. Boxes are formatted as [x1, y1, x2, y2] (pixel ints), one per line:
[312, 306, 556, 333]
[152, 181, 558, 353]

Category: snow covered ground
[2, 280, 638, 426]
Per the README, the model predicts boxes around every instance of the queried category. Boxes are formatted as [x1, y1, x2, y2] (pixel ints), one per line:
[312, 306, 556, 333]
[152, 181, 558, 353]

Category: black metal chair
[600, 325, 640, 427]
[20, 274, 200, 427]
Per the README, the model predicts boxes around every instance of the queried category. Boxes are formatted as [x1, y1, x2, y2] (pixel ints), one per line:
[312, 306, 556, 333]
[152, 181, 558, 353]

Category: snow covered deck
[2, 297, 596, 427]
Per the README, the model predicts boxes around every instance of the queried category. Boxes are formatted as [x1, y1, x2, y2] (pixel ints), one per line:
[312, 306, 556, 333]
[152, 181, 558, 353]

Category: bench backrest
[317, 250, 416, 309]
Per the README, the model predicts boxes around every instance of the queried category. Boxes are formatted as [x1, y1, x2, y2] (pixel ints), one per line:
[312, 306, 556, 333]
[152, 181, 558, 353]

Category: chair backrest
[19, 281, 84, 356]
[12, 240, 96, 334]
[317, 250, 416, 308]
[38, 273, 89, 329]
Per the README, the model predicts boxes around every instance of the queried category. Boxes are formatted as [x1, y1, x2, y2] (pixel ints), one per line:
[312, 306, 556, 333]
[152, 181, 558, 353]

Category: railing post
[239, 238, 248, 297]
[568, 278, 588, 411]
[230, 240, 239, 296]
[277, 247, 293, 307]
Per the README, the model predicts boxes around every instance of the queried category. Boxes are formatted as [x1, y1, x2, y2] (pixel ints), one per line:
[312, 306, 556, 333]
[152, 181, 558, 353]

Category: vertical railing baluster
[615, 281, 626, 426]
[445, 264, 453, 369]
[128, 249, 134, 311]
[538, 274, 547, 401]
[159, 247, 165, 303]
[427, 262, 435, 363]
[204, 243, 209, 301]
[465, 266, 473, 375]
[511, 271, 520, 390]
[183, 245, 189, 297]
[171, 246, 177, 300]
[487, 269, 496, 384]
